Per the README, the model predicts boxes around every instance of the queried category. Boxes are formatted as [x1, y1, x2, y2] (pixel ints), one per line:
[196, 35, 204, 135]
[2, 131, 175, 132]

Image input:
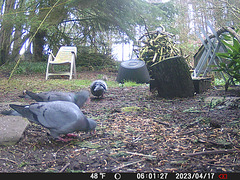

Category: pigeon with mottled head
[90, 80, 107, 98]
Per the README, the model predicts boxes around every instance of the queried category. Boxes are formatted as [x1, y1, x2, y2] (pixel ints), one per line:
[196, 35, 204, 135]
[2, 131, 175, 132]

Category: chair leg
[46, 62, 50, 80]
[69, 62, 73, 80]
[73, 60, 77, 79]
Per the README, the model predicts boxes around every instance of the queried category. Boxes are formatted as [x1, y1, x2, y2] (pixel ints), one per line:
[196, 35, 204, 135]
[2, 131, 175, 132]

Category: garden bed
[0, 72, 239, 172]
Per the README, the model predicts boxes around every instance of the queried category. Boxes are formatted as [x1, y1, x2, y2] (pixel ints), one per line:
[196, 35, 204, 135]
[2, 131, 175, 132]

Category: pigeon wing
[43, 92, 74, 102]
[9, 104, 40, 124]
[29, 101, 89, 133]
[26, 90, 44, 101]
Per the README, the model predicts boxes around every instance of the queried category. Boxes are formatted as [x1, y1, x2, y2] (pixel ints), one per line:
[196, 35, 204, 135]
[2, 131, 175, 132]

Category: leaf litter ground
[0, 72, 240, 172]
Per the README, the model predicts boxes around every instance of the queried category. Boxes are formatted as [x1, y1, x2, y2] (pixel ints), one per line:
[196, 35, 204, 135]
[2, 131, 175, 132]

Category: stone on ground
[0, 116, 29, 146]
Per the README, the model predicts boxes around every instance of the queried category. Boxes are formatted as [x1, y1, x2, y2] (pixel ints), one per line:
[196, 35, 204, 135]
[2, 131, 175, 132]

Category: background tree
[1, 0, 239, 67]
[0, 0, 177, 66]
[172, 0, 240, 65]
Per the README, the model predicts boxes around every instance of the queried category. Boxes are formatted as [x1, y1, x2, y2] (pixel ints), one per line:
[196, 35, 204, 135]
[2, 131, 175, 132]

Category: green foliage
[77, 52, 117, 71]
[140, 1, 177, 32]
[0, 62, 47, 75]
[215, 34, 240, 85]
[0, 55, 117, 75]
[214, 78, 226, 86]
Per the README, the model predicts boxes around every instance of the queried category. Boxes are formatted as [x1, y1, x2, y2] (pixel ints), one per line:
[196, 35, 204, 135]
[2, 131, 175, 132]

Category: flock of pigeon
[1, 80, 108, 142]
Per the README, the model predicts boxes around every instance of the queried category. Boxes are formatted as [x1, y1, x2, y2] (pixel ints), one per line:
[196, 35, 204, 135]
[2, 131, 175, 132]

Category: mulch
[0, 79, 240, 172]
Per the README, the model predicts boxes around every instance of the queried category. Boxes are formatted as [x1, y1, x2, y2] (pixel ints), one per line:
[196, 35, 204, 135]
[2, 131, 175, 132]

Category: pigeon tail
[74, 90, 90, 108]
[1, 109, 22, 116]
[9, 104, 39, 124]
[25, 90, 43, 102]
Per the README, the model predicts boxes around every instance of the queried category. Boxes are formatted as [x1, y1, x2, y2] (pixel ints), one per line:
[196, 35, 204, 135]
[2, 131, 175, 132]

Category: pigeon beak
[94, 85, 103, 91]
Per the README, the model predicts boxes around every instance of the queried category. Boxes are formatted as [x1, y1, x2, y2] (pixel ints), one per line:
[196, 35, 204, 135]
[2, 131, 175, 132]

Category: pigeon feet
[56, 134, 78, 142]
[66, 133, 78, 138]
[57, 137, 73, 142]
[86, 97, 91, 104]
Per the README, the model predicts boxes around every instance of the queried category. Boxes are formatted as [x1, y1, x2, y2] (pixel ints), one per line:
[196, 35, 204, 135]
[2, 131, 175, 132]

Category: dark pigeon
[9, 101, 97, 142]
[90, 80, 107, 97]
[21, 90, 90, 108]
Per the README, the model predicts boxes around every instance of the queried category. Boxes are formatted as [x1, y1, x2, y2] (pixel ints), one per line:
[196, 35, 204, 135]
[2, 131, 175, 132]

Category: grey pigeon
[90, 80, 107, 97]
[9, 101, 97, 142]
[2, 90, 90, 117]
[21, 90, 90, 108]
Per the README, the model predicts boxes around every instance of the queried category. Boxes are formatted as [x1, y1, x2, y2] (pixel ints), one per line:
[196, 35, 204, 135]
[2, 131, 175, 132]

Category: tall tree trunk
[0, 0, 15, 65]
[33, 30, 46, 62]
[11, 28, 22, 62]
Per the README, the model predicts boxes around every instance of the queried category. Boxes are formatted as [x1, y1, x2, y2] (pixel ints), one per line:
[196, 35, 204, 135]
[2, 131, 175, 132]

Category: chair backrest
[54, 46, 77, 63]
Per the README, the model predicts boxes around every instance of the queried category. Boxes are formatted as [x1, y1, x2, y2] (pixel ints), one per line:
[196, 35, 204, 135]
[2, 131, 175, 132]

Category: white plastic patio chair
[46, 46, 77, 80]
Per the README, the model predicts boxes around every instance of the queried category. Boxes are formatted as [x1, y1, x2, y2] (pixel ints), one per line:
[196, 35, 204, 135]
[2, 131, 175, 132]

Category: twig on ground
[178, 130, 195, 136]
[153, 120, 170, 127]
[197, 138, 233, 148]
[184, 149, 240, 157]
[0, 158, 18, 165]
[112, 159, 145, 171]
[126, 151, 157, 158]
[59, 162, 70, 172]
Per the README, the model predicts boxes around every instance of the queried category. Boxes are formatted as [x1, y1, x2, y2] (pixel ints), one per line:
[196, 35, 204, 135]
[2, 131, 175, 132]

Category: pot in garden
[116, 59, 150, 83]
[150, 56, 194, 98]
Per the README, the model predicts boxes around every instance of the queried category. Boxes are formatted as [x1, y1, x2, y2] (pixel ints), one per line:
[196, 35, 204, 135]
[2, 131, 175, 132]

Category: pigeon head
[91, 83, 104, 97]
[90, 80, 107, 97]
[94, 83, 104, 92]
[75, 90, 90, 108]
[87, 118, 97, 131]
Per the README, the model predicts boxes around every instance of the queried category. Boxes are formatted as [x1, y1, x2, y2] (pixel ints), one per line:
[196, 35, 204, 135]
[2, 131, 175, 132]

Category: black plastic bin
[116, 59, 150, 83]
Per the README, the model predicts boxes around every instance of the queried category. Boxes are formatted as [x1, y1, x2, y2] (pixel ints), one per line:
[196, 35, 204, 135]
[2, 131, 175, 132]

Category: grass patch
[121, 106, 141, 112]
[74, 141, 102, 149]
[119, 80, 141, 87]
[0, 60, 118, 76]
[0, 62, 147, 97]
[0, 75, 146, 94]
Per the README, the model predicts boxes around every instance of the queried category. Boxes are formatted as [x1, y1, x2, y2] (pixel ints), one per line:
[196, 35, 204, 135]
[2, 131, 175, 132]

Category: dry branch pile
[135, 29, 181, 74]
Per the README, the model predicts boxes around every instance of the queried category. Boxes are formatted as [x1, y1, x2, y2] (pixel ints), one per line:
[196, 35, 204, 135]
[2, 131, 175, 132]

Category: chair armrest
[48, 51, 55, 60]
[71, 51, 77, 59]
[48, 51, 56, 61]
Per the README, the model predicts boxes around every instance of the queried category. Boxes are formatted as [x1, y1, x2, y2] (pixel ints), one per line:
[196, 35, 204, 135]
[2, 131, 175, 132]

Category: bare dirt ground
[0, 72, 240, 173]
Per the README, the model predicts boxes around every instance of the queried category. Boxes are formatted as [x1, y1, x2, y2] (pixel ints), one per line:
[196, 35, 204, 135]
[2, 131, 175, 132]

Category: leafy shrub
[0, 62, 47, 75]
[0, 52, 118, 75]
[216, 34, 240, 89]
[77, 52, 117, 71]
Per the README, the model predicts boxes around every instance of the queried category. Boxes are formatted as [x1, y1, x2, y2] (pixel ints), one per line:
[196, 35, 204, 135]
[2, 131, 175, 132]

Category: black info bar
[1, 172, 239, 179]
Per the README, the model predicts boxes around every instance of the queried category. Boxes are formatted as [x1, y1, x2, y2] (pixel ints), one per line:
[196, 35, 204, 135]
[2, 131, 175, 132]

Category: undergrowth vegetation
[0, 54, 118, 76]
